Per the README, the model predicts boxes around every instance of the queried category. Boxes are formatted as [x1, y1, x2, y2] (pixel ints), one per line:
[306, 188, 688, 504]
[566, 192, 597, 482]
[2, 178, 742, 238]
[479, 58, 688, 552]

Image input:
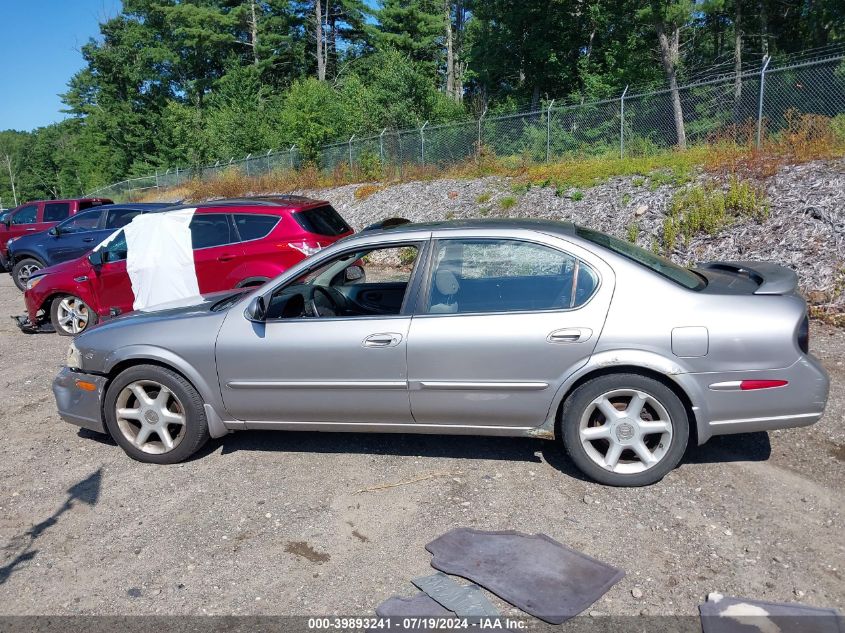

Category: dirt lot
[0, 273, 842, 620]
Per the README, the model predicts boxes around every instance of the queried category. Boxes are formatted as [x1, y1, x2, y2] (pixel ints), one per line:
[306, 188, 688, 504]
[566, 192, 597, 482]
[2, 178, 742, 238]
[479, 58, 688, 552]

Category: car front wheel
[104, 364, 210, 464]
[50, 295, 98, 336]
[12, 258, 44, 291]
[561, 373, 689, 486]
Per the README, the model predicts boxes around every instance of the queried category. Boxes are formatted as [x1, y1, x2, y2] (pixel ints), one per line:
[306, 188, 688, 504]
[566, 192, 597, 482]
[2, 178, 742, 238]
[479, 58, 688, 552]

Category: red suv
[21, 197, 353, 335]
[0, 198, 113, 270]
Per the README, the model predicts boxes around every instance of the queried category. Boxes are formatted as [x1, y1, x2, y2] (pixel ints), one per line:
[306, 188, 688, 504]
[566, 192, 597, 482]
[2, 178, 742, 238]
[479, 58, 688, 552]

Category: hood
[91, 288, 248, 329]
[32, 254, 91, 279]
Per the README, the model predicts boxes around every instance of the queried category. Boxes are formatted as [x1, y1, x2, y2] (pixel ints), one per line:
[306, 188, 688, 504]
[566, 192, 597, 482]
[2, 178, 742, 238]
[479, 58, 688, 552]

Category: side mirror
[248, 295, 266, 322]
[88, 250, 103, 267]
[48, 226, 59, 237]
[345, 265, 364, 282]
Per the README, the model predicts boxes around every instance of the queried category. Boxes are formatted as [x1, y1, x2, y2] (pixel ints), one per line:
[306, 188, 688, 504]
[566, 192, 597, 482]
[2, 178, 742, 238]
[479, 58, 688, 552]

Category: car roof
[95, 203, 171, 210]
[148, 195, 329, 215]
[375, 217, 578, 236]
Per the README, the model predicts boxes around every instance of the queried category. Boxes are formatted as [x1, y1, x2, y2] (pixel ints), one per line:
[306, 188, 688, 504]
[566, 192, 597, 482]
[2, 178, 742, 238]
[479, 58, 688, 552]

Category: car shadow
[196, 430, 592, 481]
[0, 469, 101, 586]
[200, 428, 771, 478]
[684, 431, 772, 463]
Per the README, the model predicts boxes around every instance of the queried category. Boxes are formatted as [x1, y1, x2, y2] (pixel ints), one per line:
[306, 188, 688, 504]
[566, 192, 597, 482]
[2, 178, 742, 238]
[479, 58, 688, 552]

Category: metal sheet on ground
[411, 572, 499, 618]
[375, 592, 454, 618]
[699, 595, 843, 633]
[426, 528, 624, 624]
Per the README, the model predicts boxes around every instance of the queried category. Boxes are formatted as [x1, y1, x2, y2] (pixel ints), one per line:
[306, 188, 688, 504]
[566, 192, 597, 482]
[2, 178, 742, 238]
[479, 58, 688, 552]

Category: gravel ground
[0, 274, 842, 619]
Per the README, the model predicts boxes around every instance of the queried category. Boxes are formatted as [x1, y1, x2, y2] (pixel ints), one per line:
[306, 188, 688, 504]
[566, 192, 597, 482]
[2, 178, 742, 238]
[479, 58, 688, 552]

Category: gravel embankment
[284, 158, 845, 309]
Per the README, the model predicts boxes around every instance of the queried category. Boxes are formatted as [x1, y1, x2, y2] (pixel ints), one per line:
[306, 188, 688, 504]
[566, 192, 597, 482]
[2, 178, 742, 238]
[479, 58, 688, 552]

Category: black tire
[50, 295, 99, 336]
[103, 364, 210, 464]
[12, 257, 44, 291]
[560, 373, 689, 487]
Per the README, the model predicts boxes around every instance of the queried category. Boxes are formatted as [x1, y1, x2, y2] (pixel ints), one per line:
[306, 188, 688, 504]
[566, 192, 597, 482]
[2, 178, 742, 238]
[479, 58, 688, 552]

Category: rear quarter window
[233, 214, 279, 241]
[293, 205, 351, 236]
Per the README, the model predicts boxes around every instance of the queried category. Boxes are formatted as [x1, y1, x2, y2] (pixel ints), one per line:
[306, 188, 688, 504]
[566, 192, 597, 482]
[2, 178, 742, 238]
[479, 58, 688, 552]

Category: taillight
[797, 314, 809, 354]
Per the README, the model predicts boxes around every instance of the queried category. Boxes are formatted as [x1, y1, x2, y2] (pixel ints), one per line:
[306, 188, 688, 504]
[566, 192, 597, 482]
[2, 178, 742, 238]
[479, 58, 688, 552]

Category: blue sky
[0, 0, 122, 132]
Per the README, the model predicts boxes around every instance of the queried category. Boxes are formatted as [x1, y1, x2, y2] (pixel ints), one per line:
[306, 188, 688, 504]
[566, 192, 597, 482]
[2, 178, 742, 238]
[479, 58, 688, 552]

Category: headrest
[435, 269, 460, 295]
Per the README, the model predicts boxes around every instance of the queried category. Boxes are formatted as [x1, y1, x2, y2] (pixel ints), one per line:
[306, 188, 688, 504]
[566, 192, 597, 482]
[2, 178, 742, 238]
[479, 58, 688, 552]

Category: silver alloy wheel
[114, 380, 187, 454]
[16, 262, 40, 286]
[56, 297, 91, 334]
[578, 388, 673, 474]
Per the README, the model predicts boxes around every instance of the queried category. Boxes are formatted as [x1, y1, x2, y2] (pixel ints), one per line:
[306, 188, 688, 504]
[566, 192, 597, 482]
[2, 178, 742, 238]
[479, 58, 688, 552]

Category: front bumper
[680, 354, 830, 443]
[52, 367, 108, 434]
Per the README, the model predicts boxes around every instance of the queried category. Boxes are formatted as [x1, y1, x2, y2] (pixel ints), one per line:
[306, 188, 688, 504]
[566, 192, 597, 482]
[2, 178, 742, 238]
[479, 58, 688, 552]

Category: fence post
[245, 153, 252, 176]
[154, 169, 160, 190]
[379, 128, 387, 165]
[546, 99, 555, 162]
[267, 149, 273, 173]
[756, 55, 771, 149]
[420, 122, 429, 165]
[289, 145, 296, 169]
[348, 135, 356, 168]
[477, 107, 487, 158]
[619, 85, 629, 159]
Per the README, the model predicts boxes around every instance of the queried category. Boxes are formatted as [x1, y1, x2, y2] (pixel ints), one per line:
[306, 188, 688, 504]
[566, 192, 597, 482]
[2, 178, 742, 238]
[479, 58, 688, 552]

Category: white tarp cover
[123, 208, 199, 311]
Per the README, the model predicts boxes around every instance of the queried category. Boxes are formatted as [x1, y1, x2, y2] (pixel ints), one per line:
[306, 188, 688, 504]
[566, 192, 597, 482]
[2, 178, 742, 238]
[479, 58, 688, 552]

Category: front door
[5, 204, 41, 251]
[408, 236, 614, 428]
[88, 231, 134, 317]
[216, 241, 427, 425]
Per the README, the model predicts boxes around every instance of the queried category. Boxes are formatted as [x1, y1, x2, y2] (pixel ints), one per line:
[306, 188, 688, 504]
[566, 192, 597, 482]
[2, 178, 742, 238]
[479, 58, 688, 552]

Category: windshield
[576, 227, 705, 290]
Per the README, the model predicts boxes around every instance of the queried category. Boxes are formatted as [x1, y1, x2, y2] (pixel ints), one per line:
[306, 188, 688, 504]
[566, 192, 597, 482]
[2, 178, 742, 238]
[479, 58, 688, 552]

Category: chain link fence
[87, 52, 845, 200]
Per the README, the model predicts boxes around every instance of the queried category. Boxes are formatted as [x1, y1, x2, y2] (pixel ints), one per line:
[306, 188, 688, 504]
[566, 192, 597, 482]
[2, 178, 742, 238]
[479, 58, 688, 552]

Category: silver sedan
[54, 219, 829, 486]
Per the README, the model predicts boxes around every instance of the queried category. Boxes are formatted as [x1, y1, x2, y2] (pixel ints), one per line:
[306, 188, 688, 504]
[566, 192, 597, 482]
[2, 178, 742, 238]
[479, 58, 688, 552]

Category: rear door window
[424, 239, 598, 314]
[233, 214, 279, 241]
[293, 205, 351, 236]
[189, 214, 236, 249]
[11, 205, 38, 225]
[43, 202, 71, 222]
[105, 208, 143, 229]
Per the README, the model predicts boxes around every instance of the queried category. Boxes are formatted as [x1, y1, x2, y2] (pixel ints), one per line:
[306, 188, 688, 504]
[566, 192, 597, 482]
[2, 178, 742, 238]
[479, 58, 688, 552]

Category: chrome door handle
[363, 333, 402, 348]
[26, 228, 37, 231]
[548, 328, 592, 343]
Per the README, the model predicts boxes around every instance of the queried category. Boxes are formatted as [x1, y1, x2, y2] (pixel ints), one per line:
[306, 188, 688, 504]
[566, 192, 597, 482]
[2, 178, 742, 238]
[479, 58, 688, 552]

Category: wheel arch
[551, 361, 700, 446]
[102, 350, 228, 439]
[10, 251, 45, 266]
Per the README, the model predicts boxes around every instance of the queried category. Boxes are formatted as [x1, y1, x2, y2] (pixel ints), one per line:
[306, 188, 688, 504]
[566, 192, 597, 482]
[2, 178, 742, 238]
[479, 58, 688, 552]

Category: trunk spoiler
[698, 261, 798, 295]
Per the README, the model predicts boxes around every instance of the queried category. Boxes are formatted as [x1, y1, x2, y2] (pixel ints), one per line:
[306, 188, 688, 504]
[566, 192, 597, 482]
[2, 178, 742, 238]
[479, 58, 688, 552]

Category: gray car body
[54, 219, 830, 447]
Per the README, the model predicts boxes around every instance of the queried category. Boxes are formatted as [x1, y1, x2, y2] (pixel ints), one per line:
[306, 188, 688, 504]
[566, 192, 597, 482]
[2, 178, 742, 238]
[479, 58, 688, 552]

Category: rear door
[40, 201, 72, 231]
[407, 234, 614, 428]
[189, 212, 244, 292]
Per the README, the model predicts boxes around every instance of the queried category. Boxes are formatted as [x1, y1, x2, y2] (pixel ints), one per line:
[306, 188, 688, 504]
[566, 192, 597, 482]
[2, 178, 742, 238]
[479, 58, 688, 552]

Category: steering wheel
[307, 285, 344, 317]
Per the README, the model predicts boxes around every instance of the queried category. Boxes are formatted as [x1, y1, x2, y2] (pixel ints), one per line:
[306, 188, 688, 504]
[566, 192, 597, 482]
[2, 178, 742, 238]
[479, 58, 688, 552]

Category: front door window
[265, 244, 421, 320]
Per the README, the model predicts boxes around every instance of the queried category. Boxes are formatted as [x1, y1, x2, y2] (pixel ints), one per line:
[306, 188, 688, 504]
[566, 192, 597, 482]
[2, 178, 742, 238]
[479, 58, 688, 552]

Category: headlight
[66, 343, 82, 370]
[26, 276, 44, 291]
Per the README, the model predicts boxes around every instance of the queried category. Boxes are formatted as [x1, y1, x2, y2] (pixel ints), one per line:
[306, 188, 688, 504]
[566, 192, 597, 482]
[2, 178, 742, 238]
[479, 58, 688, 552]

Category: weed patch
[663, 177, 769, 252]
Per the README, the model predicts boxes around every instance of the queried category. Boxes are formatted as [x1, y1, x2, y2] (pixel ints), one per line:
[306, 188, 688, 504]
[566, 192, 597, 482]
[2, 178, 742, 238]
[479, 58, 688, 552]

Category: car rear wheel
[12, 258, 44, 291]
[561, 373, 689, 486]
[50, 295, 99, 336]
[104, 364, 209, 464]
